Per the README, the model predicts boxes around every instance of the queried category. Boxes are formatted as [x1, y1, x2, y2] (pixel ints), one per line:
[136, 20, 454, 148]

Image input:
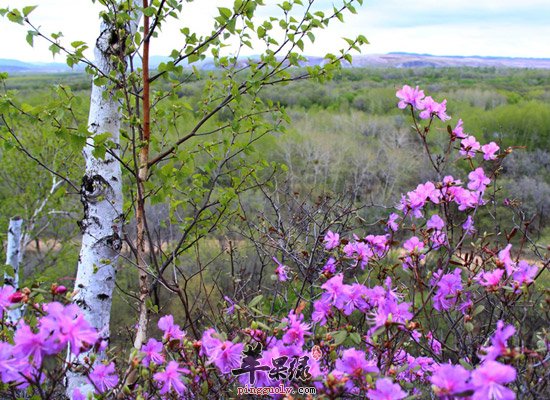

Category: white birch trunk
[4, 216, 22, 324]
[66, 8, 140, 395]
[19, 177, 63, 263]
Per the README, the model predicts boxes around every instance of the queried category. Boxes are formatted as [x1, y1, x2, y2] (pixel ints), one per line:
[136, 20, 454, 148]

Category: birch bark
[66, 6, 140, 395]
[4, 216, 22, 324]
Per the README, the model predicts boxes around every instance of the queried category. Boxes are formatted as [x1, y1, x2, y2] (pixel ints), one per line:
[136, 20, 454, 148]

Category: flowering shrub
[0, 86, 548, 399]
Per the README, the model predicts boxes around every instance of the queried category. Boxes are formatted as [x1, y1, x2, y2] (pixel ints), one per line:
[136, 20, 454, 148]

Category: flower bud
[9, 291, 24, 303]
[54, 285, 68, 295]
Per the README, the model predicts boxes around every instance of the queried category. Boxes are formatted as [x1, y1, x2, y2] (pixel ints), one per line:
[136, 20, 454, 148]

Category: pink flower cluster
[397, 85, 501, 161]
[0, 297, 98, 388]
[1, 85, 542, 400]
[475, 244, 538, 289]
[396, 85, 450, 120]
[398, 174, 488, 218]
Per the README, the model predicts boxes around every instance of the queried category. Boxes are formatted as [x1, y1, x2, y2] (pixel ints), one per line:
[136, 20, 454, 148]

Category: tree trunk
[133, 0, 151, 351]
[4, 216, 22, 324]
[66, 8, 140, 395]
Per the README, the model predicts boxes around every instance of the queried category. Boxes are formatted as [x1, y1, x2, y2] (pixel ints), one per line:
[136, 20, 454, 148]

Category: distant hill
[0, 58, 85, 74]
[2, 52, 550, 74]
[350, 53, 550, 69]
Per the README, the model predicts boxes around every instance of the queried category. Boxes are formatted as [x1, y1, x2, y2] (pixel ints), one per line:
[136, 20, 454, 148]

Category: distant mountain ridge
[2, 52, 550, 74]
[366, 53, 550, 68]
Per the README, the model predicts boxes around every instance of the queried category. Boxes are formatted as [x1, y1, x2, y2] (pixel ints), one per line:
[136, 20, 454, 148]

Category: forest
[0, 0, 549, 399]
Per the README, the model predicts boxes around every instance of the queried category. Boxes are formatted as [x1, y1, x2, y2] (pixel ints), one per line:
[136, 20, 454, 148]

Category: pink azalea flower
[200, 328, 222, 357]
[427, 214, 445, 230]
[153, 361, 188, 396]
[387, 213, 400, 232]
[321, 274, 346, 307]
[209, 341, 244, 374]
[498, 244, 516, 276]
[141, 338, 165, 367]
[396, 85, 425, 110]
[475, 269, 505, 287]
[14, 323, 47, 366]
[275, 265, 289, 282]
[343, 241, 372, 269]
[0, 342, 23, 384]
[430, 230, 447, 249]
[411, 330, 422, 343]
[335, 348, 379, 379]
[471, 361, 516, 400]
[341, 283, 369, 315]
[403, 236, 424, 253]
[273, 257, 289, 282]
[88, 362, 119, 394]
[448, 186, 481, 211]
[366, 234, 390, 258]
[322, 257, 337, 275]
[481, 142, 500, 160]
[460, 135, 481, 158]
[512, 261, 538, 285]
[481, 321, 516, 362]
[312, 299, 332, 325]
[419, 97, 451, 121]
[323, 230, 340, 250]
[463, 215, 476, 235]
[370, 295, 412, 333]
[458, 293, 473, 315]
[432, 268, 463, 311]
[398, 191, 425, 218]
[367, 378, 407, 400]
[452, 119, 467, 139]
[282, 311, 311, 347]
[431, 363, 471, 396]
[40, 303, 98, 356]
[468, 167, 491, 192]
[416, 181, 441, 204]
[0, 285, 16, 319]
[158, 315, 185, 342]
[426, 331, 442, 355]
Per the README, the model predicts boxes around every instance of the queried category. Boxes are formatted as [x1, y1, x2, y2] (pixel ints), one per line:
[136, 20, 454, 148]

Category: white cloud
[0, 0, 548, 62]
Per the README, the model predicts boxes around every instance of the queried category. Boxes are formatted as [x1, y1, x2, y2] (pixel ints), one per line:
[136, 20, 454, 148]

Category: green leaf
[93, 76, 108, 86]
[332, 330, 348, 346]
[70, 40, 86, 48]
[248, 294, 263, 308]
[134, 31, 142, 46]
[49, 43, 61, 56]
[26, 30, 37, 47]
[218, 7, 232, 20]
[459, 359, 474, 370]
[3, 265, 15, 278]
[349, 332, 362, 345]
[68, 134, 86, 151]
[473, 304, 485, 316]
[7, 9, 23, 24]
[143, 6, 155, 17]
[22, 5, 37, 17]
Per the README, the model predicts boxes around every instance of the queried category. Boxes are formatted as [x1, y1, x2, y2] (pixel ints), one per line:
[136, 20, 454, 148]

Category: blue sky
[0, 0, 549, 62]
